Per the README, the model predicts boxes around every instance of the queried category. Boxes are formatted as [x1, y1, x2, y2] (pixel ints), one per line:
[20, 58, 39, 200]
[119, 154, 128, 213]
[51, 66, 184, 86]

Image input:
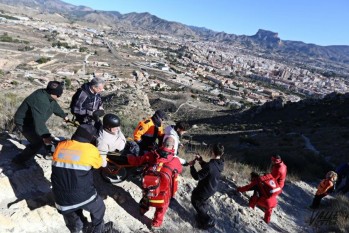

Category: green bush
[36, 57, 51, 64]
[79, 47, 88, 53]
[0, 14, 19, 20]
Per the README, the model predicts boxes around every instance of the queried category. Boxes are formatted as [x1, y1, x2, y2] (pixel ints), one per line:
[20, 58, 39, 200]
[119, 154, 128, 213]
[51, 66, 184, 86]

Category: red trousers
[140, 197, 170, 227]
[249, 195, 276, 224]
[152, 202, 169, 227]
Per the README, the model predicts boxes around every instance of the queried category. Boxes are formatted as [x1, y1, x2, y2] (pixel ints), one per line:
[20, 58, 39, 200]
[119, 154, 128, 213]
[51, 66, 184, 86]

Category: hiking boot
[198, 219, 215, 230]
[139, 207, 148, 216]
[151, 221, 163, 230]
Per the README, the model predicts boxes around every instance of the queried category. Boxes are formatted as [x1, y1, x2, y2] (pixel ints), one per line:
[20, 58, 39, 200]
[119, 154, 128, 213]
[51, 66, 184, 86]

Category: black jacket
[70, 83, 103, 123]
[190, 158, 224, 200]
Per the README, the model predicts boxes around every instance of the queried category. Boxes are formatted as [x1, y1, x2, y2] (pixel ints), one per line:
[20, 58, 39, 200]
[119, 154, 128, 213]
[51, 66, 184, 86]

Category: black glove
[92, 110, 105, 122]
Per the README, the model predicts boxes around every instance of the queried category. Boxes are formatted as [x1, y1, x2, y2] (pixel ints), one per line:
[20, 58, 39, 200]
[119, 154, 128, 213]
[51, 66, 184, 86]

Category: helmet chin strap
[104, 127, 115, 135]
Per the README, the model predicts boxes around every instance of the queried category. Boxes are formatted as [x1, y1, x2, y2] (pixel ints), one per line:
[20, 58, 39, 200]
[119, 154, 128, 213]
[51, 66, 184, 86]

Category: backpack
[142, 162, 174, 207]
[258, 174, 281, 197]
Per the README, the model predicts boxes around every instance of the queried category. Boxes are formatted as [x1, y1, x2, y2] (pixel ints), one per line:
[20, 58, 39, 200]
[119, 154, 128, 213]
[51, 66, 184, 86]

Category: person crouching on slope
[13, 81, 68, 168]
[237, 173, 281, 224]
[96, 113, 126, 167]
[189, 143, 224, 230]
[111, 137, 182, 229]
[309, 171, 337, 209]
[51, 125, 112, 233]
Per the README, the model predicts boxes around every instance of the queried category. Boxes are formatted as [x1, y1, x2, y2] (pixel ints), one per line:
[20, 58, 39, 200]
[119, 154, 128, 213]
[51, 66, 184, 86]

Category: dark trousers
[62, 195, 106, 233]
[191, 193, 212, 225]
[14, 126, 44, 163]
[311, 193, 327, 209]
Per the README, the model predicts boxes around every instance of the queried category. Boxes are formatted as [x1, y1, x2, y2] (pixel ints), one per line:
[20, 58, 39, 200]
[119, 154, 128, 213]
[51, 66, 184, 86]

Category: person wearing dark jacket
[189, 143, 224, 230]
[51, 124, 111, 233]
[70, 77, 105, 125]
[12, 81, 68, 166]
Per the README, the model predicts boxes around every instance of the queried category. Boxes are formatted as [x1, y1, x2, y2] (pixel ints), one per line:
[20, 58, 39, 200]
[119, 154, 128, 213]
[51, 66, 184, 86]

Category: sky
[62, 0, 349, 46]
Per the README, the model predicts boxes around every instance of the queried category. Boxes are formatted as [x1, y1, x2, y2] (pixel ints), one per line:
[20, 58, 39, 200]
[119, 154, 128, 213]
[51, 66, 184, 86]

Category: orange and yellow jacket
[316, 178, 334, 195]
[133, 117, 164, 149]
[51, 140, 103, 213]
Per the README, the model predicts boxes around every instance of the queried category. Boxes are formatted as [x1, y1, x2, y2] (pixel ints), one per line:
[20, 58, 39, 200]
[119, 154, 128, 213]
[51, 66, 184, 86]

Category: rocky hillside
[0, 132, 330, 233]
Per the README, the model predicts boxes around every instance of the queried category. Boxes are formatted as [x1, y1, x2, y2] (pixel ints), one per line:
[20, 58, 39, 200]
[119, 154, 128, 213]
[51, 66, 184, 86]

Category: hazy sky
[63, 0, 348, 46]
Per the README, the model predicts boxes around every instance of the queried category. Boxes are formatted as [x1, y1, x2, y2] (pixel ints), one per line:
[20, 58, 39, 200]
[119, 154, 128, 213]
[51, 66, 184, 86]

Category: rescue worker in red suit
[237, 172, 281, 224]
[116, 137, 182, 229]
[270, 155, 287, 189]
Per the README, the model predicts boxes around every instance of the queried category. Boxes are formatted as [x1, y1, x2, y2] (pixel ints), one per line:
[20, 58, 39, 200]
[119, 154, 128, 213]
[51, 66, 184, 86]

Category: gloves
[92, 110, 105, 123]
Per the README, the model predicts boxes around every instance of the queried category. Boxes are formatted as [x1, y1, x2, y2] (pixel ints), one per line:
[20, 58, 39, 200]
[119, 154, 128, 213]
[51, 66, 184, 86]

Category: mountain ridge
[0, 0, 349, 71]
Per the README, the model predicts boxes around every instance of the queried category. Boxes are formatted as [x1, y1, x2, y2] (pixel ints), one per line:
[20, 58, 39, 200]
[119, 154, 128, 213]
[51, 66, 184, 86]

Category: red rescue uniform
[238, 175, 280, 224]
[271, 161, 287, 189]
[127, 149, 182, 227]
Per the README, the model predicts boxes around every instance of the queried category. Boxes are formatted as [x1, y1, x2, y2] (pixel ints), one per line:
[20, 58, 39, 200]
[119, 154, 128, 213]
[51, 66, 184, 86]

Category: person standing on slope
[70, 76, 105, 125]
[51, 125, 112, 233]
[12, 81, 68, 167]
[270, 155, 287, 189]
[163, 121, 190, 165]
[189, 143, 224, 230]
[309, 171, 337, 209]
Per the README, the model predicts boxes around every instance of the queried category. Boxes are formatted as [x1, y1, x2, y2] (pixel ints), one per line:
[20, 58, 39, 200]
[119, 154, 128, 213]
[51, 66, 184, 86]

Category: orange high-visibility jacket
[316, 178, 334, 195]
[133, 117, 164, 145]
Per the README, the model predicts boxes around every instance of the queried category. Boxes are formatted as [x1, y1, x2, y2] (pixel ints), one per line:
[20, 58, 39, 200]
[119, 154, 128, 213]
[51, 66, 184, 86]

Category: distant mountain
[1, 0, 349, 72]
[0, 0, 92, 12]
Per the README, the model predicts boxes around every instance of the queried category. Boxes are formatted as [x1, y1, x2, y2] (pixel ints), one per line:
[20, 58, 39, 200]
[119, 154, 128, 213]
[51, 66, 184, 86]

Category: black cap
[46, 81, 63, 97]
[72, 124, 98, 143]
[154, 110, 168, 120]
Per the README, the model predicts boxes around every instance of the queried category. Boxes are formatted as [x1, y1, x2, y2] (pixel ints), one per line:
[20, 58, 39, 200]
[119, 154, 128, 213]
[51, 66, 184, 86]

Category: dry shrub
[223, 160, 263, 186]
[0, 93, 24, 131]
[315, 195, 349, 233]
[178, 144, 211, 177]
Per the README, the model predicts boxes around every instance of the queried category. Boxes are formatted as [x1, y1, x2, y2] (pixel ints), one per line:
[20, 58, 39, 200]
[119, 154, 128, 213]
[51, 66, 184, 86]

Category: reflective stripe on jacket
[133, 117, 164, 144]
[51, 140, 103, 213]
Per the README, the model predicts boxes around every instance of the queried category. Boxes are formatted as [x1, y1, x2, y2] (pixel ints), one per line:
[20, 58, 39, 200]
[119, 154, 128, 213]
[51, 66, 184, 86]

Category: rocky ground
[0, 132, 328, 233]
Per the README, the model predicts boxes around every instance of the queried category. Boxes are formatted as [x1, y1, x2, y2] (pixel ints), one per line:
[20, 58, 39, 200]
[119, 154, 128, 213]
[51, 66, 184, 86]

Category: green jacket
[14, 89, 66, 137]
